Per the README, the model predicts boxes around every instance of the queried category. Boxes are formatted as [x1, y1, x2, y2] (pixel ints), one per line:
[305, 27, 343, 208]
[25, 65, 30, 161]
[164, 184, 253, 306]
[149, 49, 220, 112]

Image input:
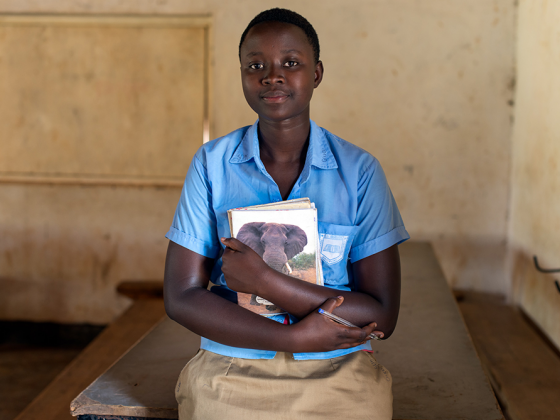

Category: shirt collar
[308, 120, 338, 170]
[229, 121, 259, 164]
[229, 120, 338, 170]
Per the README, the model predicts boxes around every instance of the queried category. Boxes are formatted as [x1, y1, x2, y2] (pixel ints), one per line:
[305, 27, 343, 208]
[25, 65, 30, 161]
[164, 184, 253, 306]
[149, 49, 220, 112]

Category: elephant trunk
[263, 250, 289, 274]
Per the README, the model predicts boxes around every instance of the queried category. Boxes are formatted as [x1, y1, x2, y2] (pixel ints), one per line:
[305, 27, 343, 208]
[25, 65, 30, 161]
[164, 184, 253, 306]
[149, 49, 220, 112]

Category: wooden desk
[71, 242, 504, 420]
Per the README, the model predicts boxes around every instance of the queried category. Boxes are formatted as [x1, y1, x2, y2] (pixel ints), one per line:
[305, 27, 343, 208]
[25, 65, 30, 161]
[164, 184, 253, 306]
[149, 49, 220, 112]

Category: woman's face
[239, 21, 323, 124]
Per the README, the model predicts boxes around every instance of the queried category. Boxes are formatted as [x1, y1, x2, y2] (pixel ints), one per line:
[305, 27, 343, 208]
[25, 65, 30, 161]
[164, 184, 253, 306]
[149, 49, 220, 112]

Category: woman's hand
[290, 296, 384, 353]
[220, 237, 272, 295]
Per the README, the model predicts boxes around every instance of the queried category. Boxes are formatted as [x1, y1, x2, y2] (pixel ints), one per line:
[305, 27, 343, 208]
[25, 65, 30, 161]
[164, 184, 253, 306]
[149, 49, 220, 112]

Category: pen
[318, 308, 380, 340]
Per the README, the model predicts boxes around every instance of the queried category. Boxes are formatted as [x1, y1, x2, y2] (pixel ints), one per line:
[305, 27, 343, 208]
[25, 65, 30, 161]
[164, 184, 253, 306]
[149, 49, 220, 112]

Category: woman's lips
[261, 92, 289, 103]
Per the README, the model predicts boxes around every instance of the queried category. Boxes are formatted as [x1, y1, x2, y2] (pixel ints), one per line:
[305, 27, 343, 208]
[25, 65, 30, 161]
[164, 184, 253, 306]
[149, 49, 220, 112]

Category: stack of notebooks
[228, 198, 323, 317]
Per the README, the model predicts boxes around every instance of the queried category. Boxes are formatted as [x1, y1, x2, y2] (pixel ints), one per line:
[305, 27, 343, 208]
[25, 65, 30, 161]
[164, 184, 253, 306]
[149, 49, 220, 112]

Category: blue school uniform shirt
[166, 120, 409, 360]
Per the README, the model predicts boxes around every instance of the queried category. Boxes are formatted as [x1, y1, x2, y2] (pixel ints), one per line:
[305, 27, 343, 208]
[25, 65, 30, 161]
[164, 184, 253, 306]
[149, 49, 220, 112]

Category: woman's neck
[257, 117, 310, 164]
[257, 116, 310, 200]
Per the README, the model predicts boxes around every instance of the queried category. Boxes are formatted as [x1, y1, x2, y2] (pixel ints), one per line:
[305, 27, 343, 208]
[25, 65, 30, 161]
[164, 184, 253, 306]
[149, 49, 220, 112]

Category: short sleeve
[165, 155, 221, 259]
[349, 159, 409, 262]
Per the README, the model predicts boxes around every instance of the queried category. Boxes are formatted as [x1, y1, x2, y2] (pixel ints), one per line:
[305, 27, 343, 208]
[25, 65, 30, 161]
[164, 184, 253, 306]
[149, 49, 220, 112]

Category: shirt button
[322, 158, 327, 162]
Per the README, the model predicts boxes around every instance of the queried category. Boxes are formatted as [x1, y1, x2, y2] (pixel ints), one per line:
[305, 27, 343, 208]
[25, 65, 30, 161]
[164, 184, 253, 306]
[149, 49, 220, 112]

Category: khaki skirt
[176, 349, 392, 420]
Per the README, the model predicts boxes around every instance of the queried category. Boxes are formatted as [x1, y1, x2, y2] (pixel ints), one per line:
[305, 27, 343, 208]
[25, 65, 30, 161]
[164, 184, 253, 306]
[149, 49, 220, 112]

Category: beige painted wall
[508, 0, 560, 349]
[0, 184, 179, 322]
[0, 0, 516, 323]
[0, 17, 205, 179]
[0, 13, 208, 323]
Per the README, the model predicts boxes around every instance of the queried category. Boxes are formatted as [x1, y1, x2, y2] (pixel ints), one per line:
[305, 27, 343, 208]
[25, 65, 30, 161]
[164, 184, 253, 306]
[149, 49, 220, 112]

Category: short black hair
[239, 8, 320, 63]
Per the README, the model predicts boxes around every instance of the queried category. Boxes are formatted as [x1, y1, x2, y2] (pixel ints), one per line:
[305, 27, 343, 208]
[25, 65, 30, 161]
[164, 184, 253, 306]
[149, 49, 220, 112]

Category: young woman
[164, 8, 409, 420]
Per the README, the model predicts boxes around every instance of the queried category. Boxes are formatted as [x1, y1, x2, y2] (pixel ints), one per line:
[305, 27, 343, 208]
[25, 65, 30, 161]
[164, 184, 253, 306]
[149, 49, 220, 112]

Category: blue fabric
[166, 120, 409, 360]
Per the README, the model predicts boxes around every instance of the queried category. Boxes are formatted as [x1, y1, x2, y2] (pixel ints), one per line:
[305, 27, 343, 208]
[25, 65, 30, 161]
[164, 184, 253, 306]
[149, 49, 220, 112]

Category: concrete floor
[0, 344, 80, 420]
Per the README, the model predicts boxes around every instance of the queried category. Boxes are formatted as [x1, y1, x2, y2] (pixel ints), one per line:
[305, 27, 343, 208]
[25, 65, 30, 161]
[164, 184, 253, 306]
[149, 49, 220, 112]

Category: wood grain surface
[15, 299, 166, 420]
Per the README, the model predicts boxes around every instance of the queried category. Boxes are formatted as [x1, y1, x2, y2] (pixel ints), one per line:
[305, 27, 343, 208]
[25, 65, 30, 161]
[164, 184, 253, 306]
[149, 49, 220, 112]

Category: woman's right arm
[163, 241, 375, 353]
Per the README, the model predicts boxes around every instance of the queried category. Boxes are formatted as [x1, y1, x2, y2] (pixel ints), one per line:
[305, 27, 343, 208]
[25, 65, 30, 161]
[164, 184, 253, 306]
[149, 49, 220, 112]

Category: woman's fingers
[294, 297, 386, 352]
[220, 237, 248, 253]
[317, 298, 384, 344]
[362, 321, 384, 339]
[221, 237, 256, 260]
[333, 318, 384, 343]
[319, 295, 345, 313]
[320, 297, 383, 339]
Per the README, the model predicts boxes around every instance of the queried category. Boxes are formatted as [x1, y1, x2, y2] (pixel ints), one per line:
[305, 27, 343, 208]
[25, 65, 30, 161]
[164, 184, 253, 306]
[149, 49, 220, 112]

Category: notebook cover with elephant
[228, 201, 323, 317]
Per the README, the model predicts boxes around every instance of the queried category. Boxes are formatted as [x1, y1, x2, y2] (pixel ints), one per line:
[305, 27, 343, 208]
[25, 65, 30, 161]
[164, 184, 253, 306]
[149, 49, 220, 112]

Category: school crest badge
[319, 234, 348, 265]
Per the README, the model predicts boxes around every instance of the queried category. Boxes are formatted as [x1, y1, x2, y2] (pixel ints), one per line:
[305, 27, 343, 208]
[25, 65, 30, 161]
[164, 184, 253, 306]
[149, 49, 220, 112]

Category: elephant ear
[284, 224, 308, 260]
[237, 222, 266, 257]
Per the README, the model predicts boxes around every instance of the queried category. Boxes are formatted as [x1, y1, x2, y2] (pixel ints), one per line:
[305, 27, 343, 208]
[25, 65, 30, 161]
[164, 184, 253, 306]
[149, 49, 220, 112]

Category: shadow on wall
[430, 237, 508, 294]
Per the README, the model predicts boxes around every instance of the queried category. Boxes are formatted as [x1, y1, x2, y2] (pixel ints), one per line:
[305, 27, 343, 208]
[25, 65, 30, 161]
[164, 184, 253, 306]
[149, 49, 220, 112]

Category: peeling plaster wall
[0, 0, 516, 323]
[0, 185, 178, 323]
[508, 0, 560, 349]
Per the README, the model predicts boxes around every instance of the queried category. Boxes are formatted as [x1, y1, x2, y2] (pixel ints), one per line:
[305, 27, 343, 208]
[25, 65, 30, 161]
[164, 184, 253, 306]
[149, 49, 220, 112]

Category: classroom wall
[0, 14, 207, 324]
[508, 0, 560, 349]
[0, 0, 516, 323]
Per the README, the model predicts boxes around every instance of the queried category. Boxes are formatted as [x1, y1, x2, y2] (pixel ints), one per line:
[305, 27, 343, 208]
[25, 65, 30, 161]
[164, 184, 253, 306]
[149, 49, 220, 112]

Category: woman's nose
[262, 65, 285, 84]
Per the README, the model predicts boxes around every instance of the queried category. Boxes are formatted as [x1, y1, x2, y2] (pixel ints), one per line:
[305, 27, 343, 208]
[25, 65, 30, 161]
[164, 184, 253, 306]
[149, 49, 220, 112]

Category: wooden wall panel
[0, 15, 210, 323]
[0, 15, 209, 184]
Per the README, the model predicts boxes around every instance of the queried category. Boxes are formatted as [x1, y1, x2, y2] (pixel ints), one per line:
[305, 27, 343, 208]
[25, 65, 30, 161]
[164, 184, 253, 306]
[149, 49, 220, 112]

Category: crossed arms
[164, 239, 401, 353]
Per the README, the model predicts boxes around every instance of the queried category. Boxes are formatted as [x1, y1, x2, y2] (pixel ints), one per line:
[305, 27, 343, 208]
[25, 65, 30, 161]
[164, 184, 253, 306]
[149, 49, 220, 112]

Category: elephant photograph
[231, 212, 320, 316]
[238, 222, 307, 274]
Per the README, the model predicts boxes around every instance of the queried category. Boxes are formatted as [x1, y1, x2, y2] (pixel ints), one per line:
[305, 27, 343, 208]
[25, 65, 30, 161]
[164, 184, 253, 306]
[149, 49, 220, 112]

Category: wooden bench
[70, 242, 504, 420]
[14, 299, 166, 420]
[458, 291, 560, 420]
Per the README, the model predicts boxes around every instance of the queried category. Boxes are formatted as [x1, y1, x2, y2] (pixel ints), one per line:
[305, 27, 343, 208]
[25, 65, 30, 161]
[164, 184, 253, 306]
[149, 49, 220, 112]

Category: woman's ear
[284, 224, 308, 260]
[237, 222, 266, 257]
[314, 61, 324, 88]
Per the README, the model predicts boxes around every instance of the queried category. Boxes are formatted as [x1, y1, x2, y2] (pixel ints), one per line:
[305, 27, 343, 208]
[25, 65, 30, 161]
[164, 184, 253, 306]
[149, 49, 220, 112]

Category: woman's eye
[284, 61, 298, 67]
[249, 63, 264, 70]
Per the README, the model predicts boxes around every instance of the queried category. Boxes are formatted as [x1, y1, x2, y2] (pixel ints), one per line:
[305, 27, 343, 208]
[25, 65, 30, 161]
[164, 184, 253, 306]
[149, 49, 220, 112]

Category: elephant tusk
[285, 262, 293, 274]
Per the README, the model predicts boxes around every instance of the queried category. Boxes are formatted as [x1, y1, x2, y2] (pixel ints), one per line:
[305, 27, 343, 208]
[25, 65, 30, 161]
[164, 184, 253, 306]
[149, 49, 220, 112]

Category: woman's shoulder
[194, 125, 252, 166]
[315, 123, 380, 177]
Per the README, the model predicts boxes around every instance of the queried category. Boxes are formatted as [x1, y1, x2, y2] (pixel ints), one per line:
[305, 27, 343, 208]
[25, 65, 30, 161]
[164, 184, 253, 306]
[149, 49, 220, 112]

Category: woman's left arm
[221, 238, 401, 338]
[349, 244, 401, 338]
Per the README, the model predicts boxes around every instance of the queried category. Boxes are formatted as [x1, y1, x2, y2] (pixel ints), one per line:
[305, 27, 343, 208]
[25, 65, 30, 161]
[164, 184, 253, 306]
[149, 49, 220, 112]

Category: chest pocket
[318, 222, 358, 289]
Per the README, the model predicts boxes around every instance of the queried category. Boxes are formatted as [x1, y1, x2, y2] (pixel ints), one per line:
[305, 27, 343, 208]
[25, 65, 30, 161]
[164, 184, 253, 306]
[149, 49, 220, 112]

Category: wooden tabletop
[71, 242, 503, 420]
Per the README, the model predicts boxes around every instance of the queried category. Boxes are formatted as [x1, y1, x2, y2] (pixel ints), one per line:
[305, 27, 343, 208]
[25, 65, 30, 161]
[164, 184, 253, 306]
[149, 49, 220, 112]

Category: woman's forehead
[241, 21, 312, 56]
